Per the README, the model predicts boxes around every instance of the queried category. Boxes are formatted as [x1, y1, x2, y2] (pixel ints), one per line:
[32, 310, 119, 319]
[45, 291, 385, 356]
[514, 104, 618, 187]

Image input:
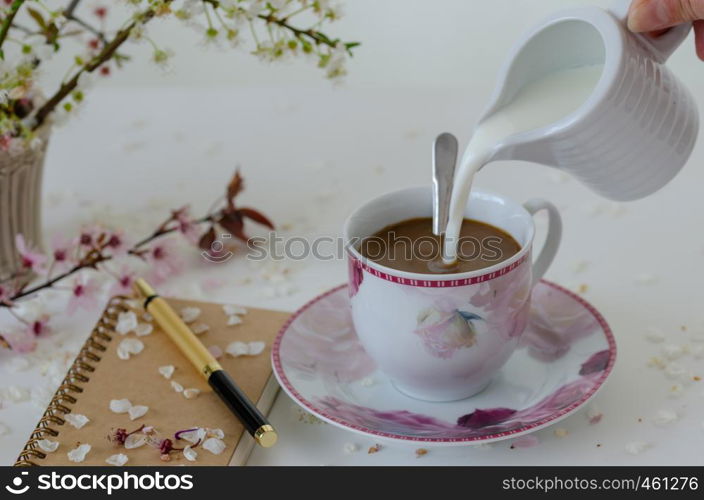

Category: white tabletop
[0, 85, 703, 466]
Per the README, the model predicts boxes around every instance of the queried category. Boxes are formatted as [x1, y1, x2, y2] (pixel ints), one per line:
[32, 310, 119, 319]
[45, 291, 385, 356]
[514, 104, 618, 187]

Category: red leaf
[226, 170, 244, 209]
[218, 212, 248, 242]
[198, 226, 216, 251]
[237, 207, 274, 230]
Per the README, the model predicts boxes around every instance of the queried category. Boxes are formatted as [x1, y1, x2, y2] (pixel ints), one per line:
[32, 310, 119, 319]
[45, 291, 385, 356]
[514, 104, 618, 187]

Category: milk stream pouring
[443, 0, 699, 263]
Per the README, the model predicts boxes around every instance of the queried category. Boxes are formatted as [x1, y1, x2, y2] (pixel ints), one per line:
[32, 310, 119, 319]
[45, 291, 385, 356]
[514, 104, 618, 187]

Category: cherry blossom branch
[0, 0, 26, 57]
[2, 213, 215, 305]
[31, 0, 174, 130]
[0, 170, 273, 352]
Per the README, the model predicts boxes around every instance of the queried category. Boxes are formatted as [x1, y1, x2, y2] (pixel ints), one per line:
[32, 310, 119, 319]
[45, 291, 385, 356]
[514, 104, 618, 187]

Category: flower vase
[0, 127, 50, 279]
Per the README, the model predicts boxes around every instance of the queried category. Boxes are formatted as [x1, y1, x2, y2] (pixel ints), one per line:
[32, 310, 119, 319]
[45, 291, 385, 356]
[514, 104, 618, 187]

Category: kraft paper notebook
[15, 296, 289, 466]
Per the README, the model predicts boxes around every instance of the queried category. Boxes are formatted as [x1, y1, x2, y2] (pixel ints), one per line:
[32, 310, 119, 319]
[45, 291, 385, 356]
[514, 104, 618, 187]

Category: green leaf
[27, 8, 48, 31]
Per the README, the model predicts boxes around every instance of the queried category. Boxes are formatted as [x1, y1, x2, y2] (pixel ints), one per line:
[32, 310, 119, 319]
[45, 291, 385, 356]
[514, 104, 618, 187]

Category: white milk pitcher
[476, 0, 699, 201]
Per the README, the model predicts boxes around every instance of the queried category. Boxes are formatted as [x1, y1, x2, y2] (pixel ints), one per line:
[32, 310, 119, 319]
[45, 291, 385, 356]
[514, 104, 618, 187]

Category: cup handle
[523, 199, 562, 284]
[608, 0, 692, 63]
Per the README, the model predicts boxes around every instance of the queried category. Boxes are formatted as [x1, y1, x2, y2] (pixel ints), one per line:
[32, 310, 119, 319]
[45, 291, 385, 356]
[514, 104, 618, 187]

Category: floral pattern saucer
[272, 281, 616, 446]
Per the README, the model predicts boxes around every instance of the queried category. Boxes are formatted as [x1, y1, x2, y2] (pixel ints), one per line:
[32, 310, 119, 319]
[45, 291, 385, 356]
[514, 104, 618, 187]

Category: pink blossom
[4, 330, 37, 353]
[78, 225, 101, 248]
[146, 239, 183, 284]
[105, 230, 129, 255]
[173, 207, 201, 244]
[0, 283, 12, 303]
[29, 315, 52, 337]
[15, 234, 47, 273]
[67, 275, 100, 314]
[50, 233, 75, 271]
[109, 266, 136, 296]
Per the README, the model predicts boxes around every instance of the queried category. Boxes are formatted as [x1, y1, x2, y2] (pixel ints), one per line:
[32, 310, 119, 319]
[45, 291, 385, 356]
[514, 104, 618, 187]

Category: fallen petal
[207, 345, 223, 359]
[37, 439, 59, 453]
[115, 311, 138, 335]
[105, 453, 128, 466]
[67, 443, 91, 463]
[109, 399, 132, 414]
[180, 307, 201, 323]
[223, 305, 247, 316]
[128, 405, 149, 420]
[207, 428, 225, 439]
[64, 413, 89, 429]
[158, 365, 175, 379]
[183, 445, 198, 461]
[247, 341, 266, 356]
[124, 433, 147, 449]
[135, 323, 153, 336]
[183, 388, 200, 400]
[171, 381, 184, 393]
[192, 323, 210, 335]
[226, 315, 243, 326]
[225, 341, 249, 357]
[202, 437, 226, 455]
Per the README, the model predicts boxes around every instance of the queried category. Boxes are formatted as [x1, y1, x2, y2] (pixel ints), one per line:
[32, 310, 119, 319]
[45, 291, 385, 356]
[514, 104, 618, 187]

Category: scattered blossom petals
[208, 428, 225, 439]
[116, 311, 138, 335]
[248, 341, 266, 355]
[207, 345, 223, 359]
[183, 388, 201, 400]
[117, 338, 144, 360]
[180, 307, 201, 323]
[343, 442, 358, 454]
[64, 413, 89, 429]
[202, 437, 226, 455]
[625, 441, 651, 455]
[128, 405, 149, 420]
[192, 323, 210, 335]
[226, 315, 243, 326]
[171, 381, 184, 393]
[510, 435, 540, 449]
[0, 385, 30, 403]
[37, 439, 60, 453]
[653, 409, 679, 426]
[183, 446, 198, 461]
[109, 399, 132, 414]
[223, 305, 247, 316]
[67, 443, 91, 463]
[159, 365, 175, 379]
[135, 323, 153, 336]
[225, 341, 266, 357]
[125, 433, 147, 449]
[179, 428, 206, 444]
[225, 341, 249, 357]
[106, 453, 128, 466]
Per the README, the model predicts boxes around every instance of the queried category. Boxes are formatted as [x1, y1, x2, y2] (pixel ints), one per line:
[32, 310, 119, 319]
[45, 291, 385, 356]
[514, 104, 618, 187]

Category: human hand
[628, 0, 704, 59]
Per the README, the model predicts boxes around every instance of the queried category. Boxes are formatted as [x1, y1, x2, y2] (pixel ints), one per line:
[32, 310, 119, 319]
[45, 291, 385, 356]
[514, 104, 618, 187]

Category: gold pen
[133, 278, 277, 448]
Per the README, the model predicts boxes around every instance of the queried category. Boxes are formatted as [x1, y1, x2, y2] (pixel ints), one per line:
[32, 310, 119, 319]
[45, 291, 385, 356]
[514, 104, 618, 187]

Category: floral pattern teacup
[344, 187, 562, 402]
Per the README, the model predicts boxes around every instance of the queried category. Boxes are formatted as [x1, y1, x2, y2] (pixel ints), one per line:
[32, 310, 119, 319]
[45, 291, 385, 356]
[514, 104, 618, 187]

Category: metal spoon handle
[432, 132, 458, 236]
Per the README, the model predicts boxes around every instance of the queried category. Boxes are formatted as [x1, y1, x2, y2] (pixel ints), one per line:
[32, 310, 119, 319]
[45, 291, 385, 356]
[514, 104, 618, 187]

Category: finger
[628, 0, 704, 32]
[695, 19, 704, 60]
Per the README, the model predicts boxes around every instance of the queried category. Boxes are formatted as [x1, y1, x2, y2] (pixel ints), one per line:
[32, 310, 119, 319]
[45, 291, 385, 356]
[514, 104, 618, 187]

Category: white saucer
[272, 281, 616, 446]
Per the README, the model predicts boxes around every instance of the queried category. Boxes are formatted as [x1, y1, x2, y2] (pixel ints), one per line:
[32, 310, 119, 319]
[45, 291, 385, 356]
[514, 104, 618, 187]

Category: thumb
[628, 0, 704, 32]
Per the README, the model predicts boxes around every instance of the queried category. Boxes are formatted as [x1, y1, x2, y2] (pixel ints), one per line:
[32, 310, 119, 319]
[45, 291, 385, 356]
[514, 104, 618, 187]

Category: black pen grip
[207, 370, 268, 436]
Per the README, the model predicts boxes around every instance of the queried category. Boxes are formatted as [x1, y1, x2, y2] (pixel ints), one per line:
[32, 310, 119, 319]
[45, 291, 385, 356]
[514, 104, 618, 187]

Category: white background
[1, 0, 704, 466]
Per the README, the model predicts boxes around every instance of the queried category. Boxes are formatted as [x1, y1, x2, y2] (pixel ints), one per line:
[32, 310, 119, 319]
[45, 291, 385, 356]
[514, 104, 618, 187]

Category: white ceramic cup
[477, 0, 698, 201]
[344, 187, 562, 402]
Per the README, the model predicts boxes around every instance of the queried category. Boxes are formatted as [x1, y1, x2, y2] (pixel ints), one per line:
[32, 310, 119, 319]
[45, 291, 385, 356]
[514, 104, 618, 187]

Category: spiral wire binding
[14, 296, 131, 466]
